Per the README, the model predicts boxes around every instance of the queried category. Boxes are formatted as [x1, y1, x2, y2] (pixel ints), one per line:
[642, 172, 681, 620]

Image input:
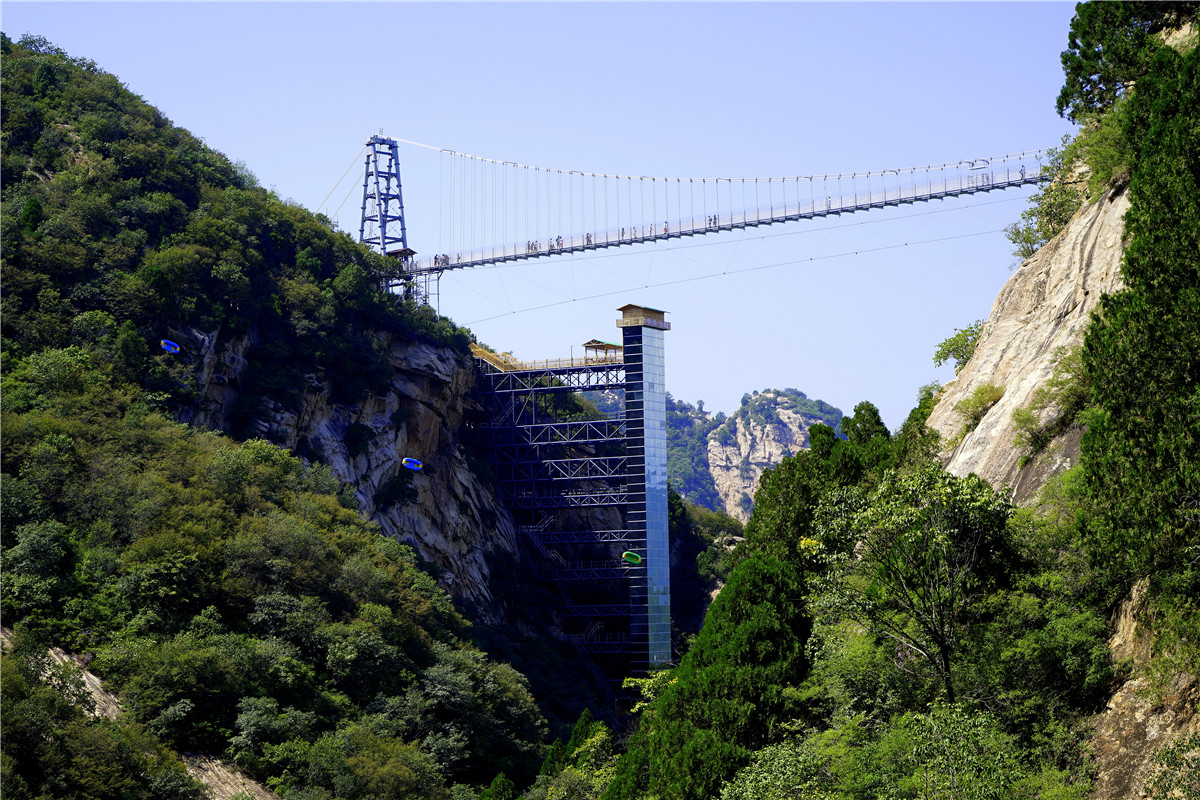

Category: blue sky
[3, 2, 1079, 428]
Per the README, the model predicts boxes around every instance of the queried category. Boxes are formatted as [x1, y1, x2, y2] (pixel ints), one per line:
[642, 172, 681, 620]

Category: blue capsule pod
[160, 339, 180, 354]
[401, 457, 423, 471]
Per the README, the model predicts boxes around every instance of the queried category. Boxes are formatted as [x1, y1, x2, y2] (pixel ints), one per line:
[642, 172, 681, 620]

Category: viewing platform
[469, 341, 623, 373]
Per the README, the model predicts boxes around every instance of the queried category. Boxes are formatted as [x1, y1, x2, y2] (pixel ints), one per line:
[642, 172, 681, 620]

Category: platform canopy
[616, 304, 671, 330]
[582, 339, 623, 353]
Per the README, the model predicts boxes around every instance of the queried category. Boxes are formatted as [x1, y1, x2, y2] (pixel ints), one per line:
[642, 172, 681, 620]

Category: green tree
[842, 401, 890, 445]
[603, 554, 811, 800]
[1080, 43, 1200, 582]
[1003, 153, 1085, 262]
[1, 650, 207, 800]
[718, 740, 835, 800]
[892, 383, 942, 471]
[741, 452, 829, 566]
[897, 703, 1028, 800]
[932, 320, 985, 373]
[1055, 1, 1196, 122]
[814, 464, 1013, 703]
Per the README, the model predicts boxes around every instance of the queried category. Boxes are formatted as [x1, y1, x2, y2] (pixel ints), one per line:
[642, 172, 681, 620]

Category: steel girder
[568, 633, 635, 654]
[477, 419, 627, 446]
[544, 561, 643, 581]
[522, 529, 641, 545]
[496, 455, 628, 483]
[476, 364, 626, 393]
[504, 489, 630, 509]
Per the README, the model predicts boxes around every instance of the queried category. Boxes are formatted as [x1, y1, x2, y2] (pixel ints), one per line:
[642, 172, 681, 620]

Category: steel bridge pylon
[359, 135, 409, 257]
[469, 306, 672, 677]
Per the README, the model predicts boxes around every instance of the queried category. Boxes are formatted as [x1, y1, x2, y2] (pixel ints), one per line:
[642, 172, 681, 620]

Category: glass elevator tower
[617, 305, 671, 669]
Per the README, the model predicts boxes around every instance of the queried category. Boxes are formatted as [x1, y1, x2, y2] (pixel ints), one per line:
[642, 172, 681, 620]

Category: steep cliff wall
[924, 182, 1200, 798]
[925, 186, 1129, 503]
[182, 331, 517, 619]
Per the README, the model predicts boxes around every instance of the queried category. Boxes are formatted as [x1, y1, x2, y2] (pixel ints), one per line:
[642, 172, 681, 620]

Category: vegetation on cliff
[668, 389, 843, 519]
[1, 353, 548, 796]
[1077, 12, 1200, 685]
[665, 395, 725, 511]
[0, 33, 470, 433]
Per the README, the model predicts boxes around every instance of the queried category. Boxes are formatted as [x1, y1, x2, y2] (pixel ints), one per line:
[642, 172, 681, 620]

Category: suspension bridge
[355, 135, 1052, 281]
[351, 136, 1051, 676]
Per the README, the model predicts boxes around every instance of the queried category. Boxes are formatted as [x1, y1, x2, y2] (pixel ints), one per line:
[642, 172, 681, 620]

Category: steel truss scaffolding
[470, 310, 671, 675]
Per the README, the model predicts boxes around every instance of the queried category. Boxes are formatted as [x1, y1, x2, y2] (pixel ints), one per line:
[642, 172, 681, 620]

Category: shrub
[1011, 345, 1090, 463]
[1004, 137, 1085, 262]
[954, 384, 1005, 435]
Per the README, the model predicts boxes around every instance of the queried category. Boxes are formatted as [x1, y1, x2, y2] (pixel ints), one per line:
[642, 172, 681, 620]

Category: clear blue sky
[4, 2, 1079, 428]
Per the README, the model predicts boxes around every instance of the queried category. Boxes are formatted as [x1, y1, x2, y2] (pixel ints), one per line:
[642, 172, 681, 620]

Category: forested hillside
[0, 32, 546, 799]
[667, 389, 842, 517]
[665, 395, 725, 510]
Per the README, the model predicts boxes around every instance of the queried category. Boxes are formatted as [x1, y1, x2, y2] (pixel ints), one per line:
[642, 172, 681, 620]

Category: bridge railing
[402, 149, 1051, 275]
[470, 342, 623, 373]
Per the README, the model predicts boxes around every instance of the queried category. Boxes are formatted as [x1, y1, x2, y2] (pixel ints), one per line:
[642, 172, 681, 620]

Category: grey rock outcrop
[925, 185, 1129, 502]
[707, 392, 829, 522]
[1089, 582, 1199, 800]
[184, 330, 516, 620]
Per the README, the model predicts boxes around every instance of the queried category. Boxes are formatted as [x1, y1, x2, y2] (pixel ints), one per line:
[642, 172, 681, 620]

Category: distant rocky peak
[706, 389, 842, 522]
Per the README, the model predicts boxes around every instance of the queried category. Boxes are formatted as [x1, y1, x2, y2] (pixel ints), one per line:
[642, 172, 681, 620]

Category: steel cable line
[450, 194, 1028, 274]
[465, 228, 1006, 325]
[320, 144, 367, 218]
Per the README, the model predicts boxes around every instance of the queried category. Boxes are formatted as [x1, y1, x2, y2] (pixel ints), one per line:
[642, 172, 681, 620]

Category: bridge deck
[401, 170, 1045, 277]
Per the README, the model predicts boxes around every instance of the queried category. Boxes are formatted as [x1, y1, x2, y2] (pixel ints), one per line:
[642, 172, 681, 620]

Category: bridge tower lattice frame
[359, 135, 409, 257]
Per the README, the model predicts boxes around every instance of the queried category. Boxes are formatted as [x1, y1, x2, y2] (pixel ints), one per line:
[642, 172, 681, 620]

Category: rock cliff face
[181, 330, 517, 620]
[707, 391, 832, 522]
[924, 183, 1200, 798]
[925, 186, 1129, 502]
[1089, 582, 1199, 800]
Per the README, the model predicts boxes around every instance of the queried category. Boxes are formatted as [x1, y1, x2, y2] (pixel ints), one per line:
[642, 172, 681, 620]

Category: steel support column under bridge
[468, 306, 672, 677]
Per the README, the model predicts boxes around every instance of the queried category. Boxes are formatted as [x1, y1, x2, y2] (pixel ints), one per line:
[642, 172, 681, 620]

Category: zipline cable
[466, 228, 1005, 324]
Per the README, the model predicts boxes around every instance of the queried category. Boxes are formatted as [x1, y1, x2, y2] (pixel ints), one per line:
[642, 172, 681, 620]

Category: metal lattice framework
[359, 136, 409, 258]
[470, 350, 650, 668]
[468, 307, 672, 675]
